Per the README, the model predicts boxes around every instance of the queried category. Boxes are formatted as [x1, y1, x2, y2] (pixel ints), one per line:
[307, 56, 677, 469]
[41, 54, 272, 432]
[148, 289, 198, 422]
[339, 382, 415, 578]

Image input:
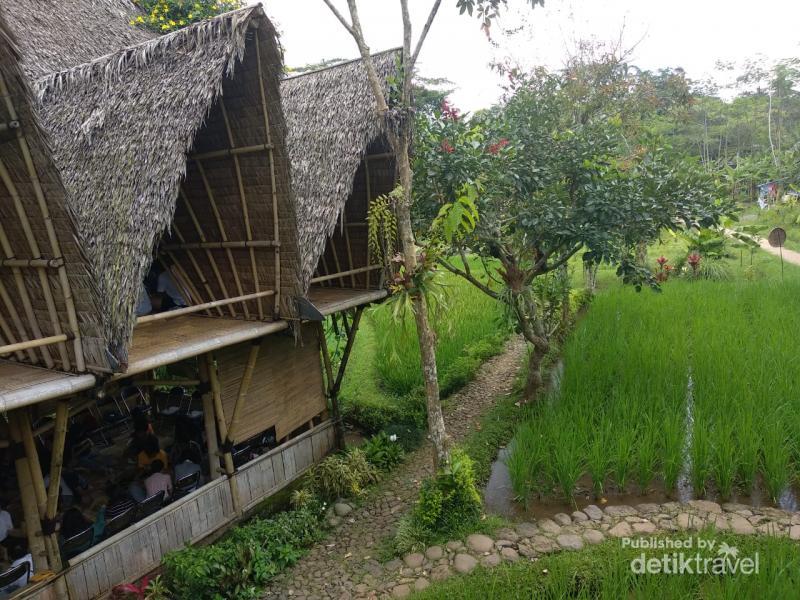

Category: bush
[162, 506, 324, 600]
[361, 432, 405, 472]
[395, 449, 482, 552]
[306, 448, 379, 501]
[131, 0, 243, 33]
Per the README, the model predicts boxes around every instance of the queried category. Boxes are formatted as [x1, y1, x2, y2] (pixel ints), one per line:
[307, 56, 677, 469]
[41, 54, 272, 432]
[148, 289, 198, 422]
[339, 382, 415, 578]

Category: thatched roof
[0, 9, 107, 371]
[32, 6, 291, 367]
[3, 0, 155, 79]
[281, 48, 401, 290]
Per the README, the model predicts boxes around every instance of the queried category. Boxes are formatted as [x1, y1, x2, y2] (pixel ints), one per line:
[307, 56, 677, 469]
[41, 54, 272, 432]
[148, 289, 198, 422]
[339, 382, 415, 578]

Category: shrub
[306, 449, 379, 501]
[396, 449, 482, 552]
[131, 0, 243, 33]
[161, 506, 324, 599]
[361, 432, 405, 472]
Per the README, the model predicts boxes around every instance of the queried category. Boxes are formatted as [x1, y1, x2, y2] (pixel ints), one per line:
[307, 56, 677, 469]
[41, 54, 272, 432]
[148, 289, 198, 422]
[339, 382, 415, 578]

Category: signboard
[768, 227, 786, 248]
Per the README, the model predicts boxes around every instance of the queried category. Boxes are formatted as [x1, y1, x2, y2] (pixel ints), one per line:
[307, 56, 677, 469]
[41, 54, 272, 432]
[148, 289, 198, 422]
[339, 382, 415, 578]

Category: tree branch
[410, 0, 443, 69]
[438, 257, 501, 300]
[321, 0, 355, 35]
[540, 243, 583, 275]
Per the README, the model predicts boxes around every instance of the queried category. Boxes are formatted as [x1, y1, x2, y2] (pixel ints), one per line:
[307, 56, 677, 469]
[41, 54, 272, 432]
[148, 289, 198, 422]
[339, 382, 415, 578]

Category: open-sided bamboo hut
[0, 5, 401, 597]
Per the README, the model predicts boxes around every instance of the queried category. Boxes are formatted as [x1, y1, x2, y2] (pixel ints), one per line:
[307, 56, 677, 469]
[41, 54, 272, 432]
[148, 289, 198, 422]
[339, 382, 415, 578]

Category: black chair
[173, 470, 201, 500]
[136, 490, 166, 519]
[103, 506, 136, 539]
[0, 560, 30, 592]
[61, 526, 94, 560]
[232, 445, 251, 468]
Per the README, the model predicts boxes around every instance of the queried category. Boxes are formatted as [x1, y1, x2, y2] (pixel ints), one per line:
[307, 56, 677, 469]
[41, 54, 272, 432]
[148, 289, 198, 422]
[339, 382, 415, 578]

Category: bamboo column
[18, 409, 62, 572]
[8, 412, 49, 572]
[199, 355, 221, 480]
[364, 159, 372, 290]
[255, 33, 281, 317]
[315, 321, 344, 449]
[225, 339, 262, 445]
[207, 353, 240, 514]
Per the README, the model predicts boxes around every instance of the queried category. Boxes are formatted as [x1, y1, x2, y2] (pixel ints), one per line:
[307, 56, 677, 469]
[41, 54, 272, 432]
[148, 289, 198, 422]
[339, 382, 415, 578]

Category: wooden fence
[19, 421, 335, 600]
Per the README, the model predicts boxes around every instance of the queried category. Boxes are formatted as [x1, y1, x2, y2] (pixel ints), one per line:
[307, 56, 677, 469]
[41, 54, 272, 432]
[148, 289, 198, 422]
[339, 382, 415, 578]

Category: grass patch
[414, 532, 800, 599]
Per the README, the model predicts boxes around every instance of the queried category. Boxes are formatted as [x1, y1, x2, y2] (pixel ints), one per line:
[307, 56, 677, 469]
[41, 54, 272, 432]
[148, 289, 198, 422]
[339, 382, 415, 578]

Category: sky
[256, 0, 800, 112]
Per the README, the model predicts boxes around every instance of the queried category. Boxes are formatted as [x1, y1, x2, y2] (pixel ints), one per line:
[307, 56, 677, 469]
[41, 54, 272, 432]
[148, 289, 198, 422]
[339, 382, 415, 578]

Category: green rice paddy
[509, 257, 800, 506]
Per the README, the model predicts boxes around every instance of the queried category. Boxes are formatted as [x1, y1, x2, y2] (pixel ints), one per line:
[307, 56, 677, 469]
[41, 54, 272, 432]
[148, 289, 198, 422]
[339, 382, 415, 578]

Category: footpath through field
[261, 337, 526, 600]
[757, 236, 800, 265]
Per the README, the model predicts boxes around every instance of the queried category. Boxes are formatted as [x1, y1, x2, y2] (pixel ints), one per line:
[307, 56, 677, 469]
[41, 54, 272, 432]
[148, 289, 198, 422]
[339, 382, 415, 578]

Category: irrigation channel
[484, 361, 799, 519]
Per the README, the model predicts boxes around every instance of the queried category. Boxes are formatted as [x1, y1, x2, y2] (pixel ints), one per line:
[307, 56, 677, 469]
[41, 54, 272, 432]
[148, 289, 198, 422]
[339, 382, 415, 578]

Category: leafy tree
[131, 0, 242, 33]
[414, 62, 729, 400]
[320, 0, 543, 470]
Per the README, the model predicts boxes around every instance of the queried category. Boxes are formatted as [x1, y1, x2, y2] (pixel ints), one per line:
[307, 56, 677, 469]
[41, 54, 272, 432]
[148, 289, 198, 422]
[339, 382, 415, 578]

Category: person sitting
[104, 484, 136, 521]
[0, 504, 22, 562]
[0, 543, 32, 595]
[134, 283, 152, 317]
[137, 434, 168, 473]
[143, 460, 172, 502]
[125, 413, 154, 461]
[156, 268, 186, 311]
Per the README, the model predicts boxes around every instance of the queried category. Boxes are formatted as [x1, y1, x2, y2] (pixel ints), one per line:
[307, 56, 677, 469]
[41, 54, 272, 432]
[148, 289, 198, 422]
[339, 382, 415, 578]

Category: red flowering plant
[654, 255, 670, 282]
[687, 252, 701, 275]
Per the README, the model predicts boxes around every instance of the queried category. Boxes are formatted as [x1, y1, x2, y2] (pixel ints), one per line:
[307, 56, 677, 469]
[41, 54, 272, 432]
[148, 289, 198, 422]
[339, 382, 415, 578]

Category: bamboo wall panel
[216, 323, 326, 441]
[21, 424, 333, 600]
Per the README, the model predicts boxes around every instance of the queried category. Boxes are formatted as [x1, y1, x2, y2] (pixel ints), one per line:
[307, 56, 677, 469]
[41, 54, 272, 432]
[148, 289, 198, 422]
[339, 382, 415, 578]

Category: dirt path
[757, 237, 800, 266]
[262, 337, 526, 600]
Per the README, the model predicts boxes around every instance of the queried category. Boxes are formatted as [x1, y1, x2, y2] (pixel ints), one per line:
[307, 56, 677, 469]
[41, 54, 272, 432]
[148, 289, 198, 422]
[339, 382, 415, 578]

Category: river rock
[583, 505, 604, 520]
[334, 503, 353, 517]
[790, 525, 800, 540]
[454, 554, 478, 574]
[608, 522, 633, 538]
[466, 534, 494, 554]
[403, 553, 424, 568]
[414, 578, 430, 591]
[425, 546, 443, 561]
[729, 514, 755, 535]
[583, 529, 605, 545]
[516, 522, 539, 537]
[430, 565, 452, 581]
[537, 518, 561, 534]
[688, 500, 722, 514]
[553, 513, 572, 526]
[635, 503, 660, 515]
[500, 547, 519, 562]
[495, 527, 520, 542]
[633, 521, 656, 534]
[532, 535, 557, 553]
[556, 534, 584, 550]
[571, 511, 589, 522]
[392, 584, 411, 598]
[481, 553, 501, 567]
[605, 505, 638, 517]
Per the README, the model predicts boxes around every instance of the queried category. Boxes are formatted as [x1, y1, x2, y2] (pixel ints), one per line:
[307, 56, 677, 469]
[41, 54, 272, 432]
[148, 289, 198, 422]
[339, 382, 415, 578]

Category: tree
[414, 61, 729, 400]
[320, 0, 542, 469]
[131, 0, 242, 32]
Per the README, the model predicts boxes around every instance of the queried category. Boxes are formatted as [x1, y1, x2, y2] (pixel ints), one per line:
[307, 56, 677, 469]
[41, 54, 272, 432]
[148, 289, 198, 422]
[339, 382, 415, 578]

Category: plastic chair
[0, 560, 30, 591]
[172, 470, 201, 500]
[61, 526, 94, 560]
[136, 490, 166, 519]
[103, 506, 136, 539]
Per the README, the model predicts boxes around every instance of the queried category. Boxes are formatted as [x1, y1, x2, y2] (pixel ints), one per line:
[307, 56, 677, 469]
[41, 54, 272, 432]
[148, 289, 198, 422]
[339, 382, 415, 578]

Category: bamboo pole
[0, 279, 34, 361]
[0, 258, 64, 268]
[195, 162, 249, 319]
[0, 333, 69, 356]
[179, 189, 236, 317]
[315, 321, 343, 449]
[0, 222, 53, 367]
[311, 265, 382, 284]
[8, 412, 49, 572]
[332, 307, 364, 395]
[160, 256, 203, 309]
[225, 339, 262, 444]
[45, 402, 69, 520]
[207, 353, 240, 513]
[0, 158, 70, 370]
[18, 409, 61, 570]
[0, 306, 24, 361]
[171, 222, 221, 316]
[136, 290, 275, 324]
[319, 254, 332, 288]
[255, 34, 281, 317]
[220, 98, 263, 321]
[160, 240, 279, 251]
[329, 235, 345, 287]
[188, 143, 273, 161]
[0, 71, 85, 372]
[341, 211, 357, 287]
[133, 379, 201, 387]
[198, 356, 221, 480]
[364, 159, 372, 290]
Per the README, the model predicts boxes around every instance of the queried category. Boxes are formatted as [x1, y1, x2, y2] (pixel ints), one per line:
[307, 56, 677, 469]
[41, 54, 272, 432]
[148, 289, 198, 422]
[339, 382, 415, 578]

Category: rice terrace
[1, 1, 800, 599]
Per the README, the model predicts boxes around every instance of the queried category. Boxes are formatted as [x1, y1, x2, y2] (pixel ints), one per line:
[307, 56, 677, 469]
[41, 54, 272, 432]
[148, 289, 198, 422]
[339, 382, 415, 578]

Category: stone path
[262, 337, 527, 600]
[271, 498, 800, 599]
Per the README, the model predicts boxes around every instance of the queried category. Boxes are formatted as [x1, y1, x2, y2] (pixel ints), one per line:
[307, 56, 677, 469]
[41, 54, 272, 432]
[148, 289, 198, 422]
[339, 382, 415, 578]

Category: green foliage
[306, 448, 379, 501]
[366, 186, 400, 265]
[131, 0, 242, 33]
[161, 506, 324, 599]
[399, 449, 482, 550]
[360, 432, 405, 472]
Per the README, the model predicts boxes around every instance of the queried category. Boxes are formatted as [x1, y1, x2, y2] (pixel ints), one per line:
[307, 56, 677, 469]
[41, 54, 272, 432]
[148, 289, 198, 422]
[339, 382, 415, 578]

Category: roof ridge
[283, 46, 402, 81]
[34, 5, 260, 100]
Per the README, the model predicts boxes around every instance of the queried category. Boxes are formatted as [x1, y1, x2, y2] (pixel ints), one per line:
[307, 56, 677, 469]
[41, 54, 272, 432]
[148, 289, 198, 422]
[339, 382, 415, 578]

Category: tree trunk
[635, 240, 648, 266]
[524, 344, 547, 400]
[392, 129, 450, 469]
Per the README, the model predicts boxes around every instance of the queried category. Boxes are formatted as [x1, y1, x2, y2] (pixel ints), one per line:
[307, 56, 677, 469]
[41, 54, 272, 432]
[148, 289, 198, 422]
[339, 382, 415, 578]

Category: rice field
[508, 269, 800, 506]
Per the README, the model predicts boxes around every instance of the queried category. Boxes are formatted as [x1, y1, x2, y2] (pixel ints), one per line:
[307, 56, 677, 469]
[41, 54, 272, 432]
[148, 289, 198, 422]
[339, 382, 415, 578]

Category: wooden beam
[0, 333, 69, 356]
[311, 265, 382, 284]
[315, 321, 343, 449]
[0, 257, 64, 268]
[225, 339, 262, 444]
[332, 307, 364, 397]
[365, 158, 373, 290]
[207, 353, 240, 514]
[196, 161, 249, 318]
[179, 189, 236, 318]
[188, 143, 273, 161]
[199, 356, 221, 481]
[220, 98, 264, 321]
[136, 290, 275, 325]
[160, 240, 279, 251]
[256, 33, 282, 317]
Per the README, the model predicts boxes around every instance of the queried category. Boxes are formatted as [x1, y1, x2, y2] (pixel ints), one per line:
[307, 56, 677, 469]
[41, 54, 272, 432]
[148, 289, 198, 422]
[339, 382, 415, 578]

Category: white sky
[257, 0, 800, 111]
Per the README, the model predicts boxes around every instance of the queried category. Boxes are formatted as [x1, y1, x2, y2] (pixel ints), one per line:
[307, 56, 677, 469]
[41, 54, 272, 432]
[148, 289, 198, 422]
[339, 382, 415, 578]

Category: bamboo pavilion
[0, 3, 398, 598]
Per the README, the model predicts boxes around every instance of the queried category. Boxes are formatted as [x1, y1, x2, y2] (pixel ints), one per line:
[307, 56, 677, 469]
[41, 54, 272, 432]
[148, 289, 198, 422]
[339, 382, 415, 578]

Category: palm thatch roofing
[0, 9, 107, 370]
[280, 48, 401, 291]
[3, 0, 155, 79]
[29, 5, 294, 368]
